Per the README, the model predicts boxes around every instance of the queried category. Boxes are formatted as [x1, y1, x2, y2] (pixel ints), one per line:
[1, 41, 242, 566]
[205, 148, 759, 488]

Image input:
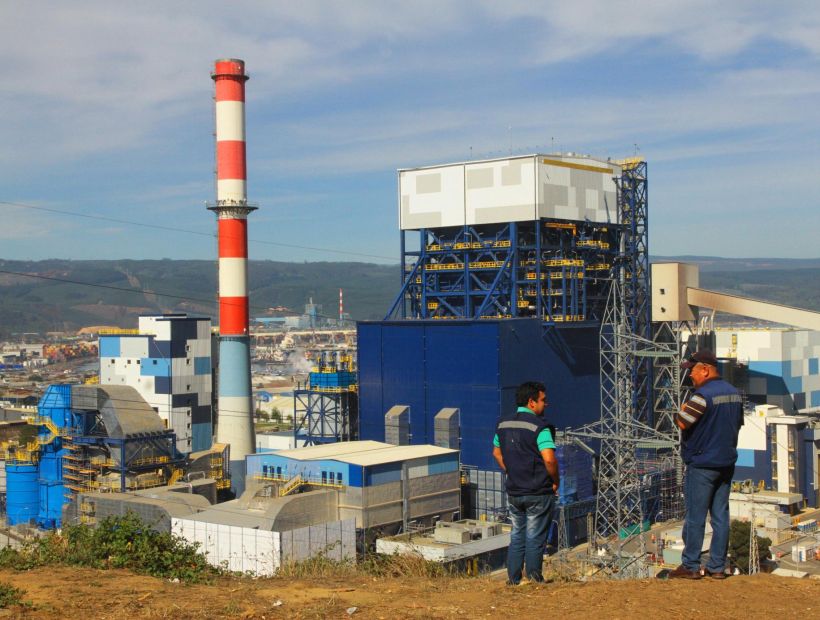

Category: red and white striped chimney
[339, 288, 344, 323]
[208, 58, 256, 493]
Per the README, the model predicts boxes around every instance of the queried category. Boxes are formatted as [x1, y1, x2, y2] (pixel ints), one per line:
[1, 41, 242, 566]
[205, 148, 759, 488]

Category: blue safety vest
[495, 411, 555, 496]
[682, 378, 744, 468]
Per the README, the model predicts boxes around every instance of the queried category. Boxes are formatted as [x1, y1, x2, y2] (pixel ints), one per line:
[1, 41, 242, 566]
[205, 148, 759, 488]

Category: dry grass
[277, 551, 453, 580]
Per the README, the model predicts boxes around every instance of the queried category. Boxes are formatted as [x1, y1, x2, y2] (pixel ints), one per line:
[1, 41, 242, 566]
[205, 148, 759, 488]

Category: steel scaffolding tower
[567, 279, 679, 579]
[385, 220, 616, 324]
[293, 352, 358, 445]
[617, 158, 652, 427]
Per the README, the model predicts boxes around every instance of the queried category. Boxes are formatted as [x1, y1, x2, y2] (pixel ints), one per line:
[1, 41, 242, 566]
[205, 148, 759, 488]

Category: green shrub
[0, 582, 28, 609]
[0, 512, 217, 583]
[728, 519, 772, 574]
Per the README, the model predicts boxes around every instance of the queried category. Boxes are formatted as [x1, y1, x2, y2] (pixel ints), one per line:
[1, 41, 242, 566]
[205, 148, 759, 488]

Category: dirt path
[0, 567, 818, 619]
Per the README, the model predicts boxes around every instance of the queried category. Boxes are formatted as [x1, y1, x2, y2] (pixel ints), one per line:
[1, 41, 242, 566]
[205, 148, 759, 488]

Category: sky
[1, 1, 819, 263]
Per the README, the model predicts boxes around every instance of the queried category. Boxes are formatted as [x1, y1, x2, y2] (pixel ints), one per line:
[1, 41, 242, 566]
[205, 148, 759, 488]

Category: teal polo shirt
[493, 406, 555, 451]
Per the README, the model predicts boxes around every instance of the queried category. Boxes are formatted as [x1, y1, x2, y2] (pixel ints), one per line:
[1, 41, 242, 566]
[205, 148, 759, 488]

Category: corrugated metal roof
[271, 440, 458, 466]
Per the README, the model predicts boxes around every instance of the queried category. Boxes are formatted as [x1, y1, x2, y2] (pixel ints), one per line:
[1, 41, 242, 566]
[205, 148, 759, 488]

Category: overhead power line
[0, 200, 397, 262]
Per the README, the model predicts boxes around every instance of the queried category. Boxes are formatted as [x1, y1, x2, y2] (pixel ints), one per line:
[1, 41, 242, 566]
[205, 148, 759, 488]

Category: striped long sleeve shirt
[676, 393, 707, 430]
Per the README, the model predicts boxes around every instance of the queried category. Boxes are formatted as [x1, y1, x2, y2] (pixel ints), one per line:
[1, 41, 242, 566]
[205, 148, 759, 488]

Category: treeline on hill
[1, 257, 820, 336]
[0, 259, 398, 336]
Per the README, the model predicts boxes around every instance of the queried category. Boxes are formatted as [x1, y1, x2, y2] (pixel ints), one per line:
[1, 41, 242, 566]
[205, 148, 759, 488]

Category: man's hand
[492, 446, 506, 472]
[552, 482, 559, 494]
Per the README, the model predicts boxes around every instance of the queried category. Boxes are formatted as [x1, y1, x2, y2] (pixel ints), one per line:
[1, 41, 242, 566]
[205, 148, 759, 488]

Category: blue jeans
[682, 464, 734, 573]
[506, 494, 556, 583]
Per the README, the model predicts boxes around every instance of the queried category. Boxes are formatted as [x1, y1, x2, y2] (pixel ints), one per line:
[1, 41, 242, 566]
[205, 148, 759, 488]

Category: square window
[137, 359, 141, 365]
[153, 360, 158, 365]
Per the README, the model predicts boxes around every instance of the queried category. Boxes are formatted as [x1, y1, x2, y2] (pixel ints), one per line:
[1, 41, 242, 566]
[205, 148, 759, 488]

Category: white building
[99, 314, 212, 454]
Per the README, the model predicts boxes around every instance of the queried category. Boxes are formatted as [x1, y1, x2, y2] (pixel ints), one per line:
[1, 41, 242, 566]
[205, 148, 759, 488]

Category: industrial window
[336, 472, 343, 484]
[153, 360, 158, 365]
[137, 360, 140, 365]
[127, 359, 131, 364]
[186, 358, 191, 365]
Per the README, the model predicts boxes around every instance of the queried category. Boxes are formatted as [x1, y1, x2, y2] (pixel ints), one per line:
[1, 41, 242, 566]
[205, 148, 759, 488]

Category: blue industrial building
[356, 154, 650, 519]
[5, 384, 182, 528]
[247, 440, 459, 489]
[99, 314, 213, 454]
[358, 319, 600, 470]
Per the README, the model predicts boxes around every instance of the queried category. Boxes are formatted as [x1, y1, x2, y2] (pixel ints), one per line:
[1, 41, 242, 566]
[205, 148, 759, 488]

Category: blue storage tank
[6, 463, 39, 525]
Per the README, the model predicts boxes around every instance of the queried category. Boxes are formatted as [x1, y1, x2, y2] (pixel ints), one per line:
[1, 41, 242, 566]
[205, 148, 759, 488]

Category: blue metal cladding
[35, 385, 73, 528]
[99, 336, 121, 358]
[366, 463, 402, 485]
[802, 429, 817, 507]
[38, 452, 64, 529]
[38, 384, 72, 428]
[357, 319, 601, 470]
[245, 453, 355, 486]
[733, 450, 772, 488]
[192, 422, 212, 452]
[140, 358, 171, 376]
[155, 376, 171, 394]
[194, 357, 211, 375]
[309, 371, 356, 388]
[6, 463, 39, 525]
[555, 445, 594, 505]
[219, 337, 252, 398]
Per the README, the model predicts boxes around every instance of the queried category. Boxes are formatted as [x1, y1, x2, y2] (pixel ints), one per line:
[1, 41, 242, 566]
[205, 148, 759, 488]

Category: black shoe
[668, 564, 702, 580]
[707, 570, 727, 580]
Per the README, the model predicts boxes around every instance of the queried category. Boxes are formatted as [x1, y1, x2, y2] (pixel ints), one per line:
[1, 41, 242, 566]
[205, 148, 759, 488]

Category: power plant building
[99, 314, 213, 453]
[358, 154, 649, 520]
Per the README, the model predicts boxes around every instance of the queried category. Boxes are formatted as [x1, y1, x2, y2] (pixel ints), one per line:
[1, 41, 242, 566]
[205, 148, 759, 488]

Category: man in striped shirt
[669, 349, 744, 580]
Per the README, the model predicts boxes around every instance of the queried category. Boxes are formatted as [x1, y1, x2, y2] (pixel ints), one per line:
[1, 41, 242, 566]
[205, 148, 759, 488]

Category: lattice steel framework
[385, 221, 616, 324]
[293, 391, 357, 446]
[567, 280, 679, 579]
[618, 159, 652, 427]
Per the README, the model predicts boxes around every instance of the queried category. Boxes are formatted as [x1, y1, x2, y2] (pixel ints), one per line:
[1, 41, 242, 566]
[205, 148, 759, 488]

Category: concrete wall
[171, 517, 356, 577]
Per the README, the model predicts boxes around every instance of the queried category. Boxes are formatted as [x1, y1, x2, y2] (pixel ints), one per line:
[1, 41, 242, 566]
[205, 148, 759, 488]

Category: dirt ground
[1, 567, 819, 619]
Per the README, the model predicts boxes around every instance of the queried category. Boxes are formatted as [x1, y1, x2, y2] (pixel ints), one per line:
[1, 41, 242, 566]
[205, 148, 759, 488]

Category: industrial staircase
[279, 474, 303, 497]
[167, 469, 184, 485]
[35, 416, 65, 445]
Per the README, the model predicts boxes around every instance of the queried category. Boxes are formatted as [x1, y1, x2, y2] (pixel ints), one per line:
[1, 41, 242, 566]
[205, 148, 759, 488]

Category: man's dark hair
[516, 381, 546, 407]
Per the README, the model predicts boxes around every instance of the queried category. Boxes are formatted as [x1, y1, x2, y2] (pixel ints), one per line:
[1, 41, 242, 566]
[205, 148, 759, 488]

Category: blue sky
[1, 1, 819, 263]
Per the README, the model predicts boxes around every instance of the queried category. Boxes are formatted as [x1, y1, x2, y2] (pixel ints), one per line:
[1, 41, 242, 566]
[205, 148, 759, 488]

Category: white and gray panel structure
[399, 154, 621, 230]
[99, 314, 212, 454]
[208, 58, 256, 491]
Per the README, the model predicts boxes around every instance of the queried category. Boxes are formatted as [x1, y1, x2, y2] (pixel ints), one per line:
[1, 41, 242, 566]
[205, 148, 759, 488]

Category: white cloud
[1, 1, 819, 259]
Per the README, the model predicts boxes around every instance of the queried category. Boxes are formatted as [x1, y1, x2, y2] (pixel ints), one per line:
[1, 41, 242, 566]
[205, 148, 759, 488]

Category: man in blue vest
[492, 381, 559, 585]
[669, 349, 744, 579]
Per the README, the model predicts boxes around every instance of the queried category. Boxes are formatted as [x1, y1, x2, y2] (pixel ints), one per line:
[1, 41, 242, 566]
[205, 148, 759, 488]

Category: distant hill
[0, 259, 397, 336]
[1, 256, 819, 336]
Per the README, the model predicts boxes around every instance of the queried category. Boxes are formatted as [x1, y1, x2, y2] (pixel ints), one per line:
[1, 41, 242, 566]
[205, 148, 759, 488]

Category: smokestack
[208, 58, 255, 493]
[339, 288, 343, 324]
